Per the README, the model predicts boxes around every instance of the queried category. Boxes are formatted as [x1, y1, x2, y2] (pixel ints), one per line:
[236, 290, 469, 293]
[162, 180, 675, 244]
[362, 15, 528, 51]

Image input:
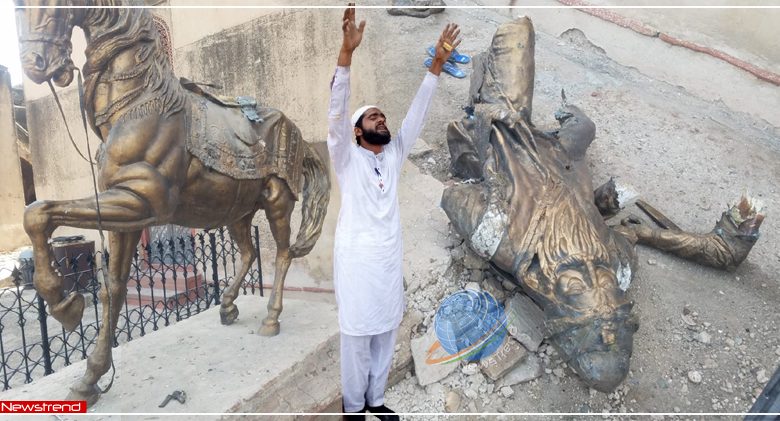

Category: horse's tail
[289, 143, 331, 258]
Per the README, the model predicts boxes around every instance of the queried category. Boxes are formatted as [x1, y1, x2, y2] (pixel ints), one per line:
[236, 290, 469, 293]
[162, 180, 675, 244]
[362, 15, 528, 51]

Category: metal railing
[0, 227, 263, 391]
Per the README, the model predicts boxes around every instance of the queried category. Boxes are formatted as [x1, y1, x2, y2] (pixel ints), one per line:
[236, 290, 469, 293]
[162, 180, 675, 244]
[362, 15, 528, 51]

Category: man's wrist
[337, 48, 354, 66]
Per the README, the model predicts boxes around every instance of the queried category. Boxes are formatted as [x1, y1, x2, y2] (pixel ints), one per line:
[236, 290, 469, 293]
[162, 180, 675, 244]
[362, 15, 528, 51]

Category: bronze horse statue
[16, 0, 329, 403]
[442, 18, 764, 392]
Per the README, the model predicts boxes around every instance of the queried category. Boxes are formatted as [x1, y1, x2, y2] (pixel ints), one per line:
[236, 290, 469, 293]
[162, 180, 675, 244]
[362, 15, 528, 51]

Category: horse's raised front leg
[259, 177, 296, 337]
[67, 230, 141, 405]
[24, 188, 157, 331]
[219, 214, 257, 325]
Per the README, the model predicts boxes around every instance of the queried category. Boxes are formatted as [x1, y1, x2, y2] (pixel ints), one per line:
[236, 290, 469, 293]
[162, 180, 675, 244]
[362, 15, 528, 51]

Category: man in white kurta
[328, 7, 462, 419]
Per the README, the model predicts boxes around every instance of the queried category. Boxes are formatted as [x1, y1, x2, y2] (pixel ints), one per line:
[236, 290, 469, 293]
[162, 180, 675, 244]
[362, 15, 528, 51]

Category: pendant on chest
[374, 167, 386, 192]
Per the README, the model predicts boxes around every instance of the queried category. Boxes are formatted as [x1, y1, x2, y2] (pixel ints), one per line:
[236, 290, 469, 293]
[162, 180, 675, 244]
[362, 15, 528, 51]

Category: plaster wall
[0, 67, 28, 251]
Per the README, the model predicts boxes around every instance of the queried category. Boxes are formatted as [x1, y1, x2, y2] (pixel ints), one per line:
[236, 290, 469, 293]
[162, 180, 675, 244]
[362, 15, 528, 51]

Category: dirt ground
[339, 3, 780, 418]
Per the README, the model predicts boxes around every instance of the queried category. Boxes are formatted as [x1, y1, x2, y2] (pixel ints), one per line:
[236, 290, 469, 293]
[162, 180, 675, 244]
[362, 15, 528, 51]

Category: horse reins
[48, 68, 116, 395]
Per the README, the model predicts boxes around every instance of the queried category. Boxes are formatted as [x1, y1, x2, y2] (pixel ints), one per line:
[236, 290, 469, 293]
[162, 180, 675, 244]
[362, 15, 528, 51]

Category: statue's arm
[615, 198, 763, 270]
[617, 225, 735, 269]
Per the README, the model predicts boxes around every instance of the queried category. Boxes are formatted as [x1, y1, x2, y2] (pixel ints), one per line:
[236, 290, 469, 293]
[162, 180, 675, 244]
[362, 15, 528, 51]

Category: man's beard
[361, 128, 392, 145]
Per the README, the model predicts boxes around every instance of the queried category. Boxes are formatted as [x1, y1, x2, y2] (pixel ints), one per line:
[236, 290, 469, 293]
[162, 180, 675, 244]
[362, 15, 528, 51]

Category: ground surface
[351, 3, 780, 418]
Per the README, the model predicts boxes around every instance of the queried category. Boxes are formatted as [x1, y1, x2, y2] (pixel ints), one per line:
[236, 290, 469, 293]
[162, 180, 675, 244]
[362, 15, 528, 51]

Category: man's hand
[338, 4, 366, 66]
[429, 23, 462, 76]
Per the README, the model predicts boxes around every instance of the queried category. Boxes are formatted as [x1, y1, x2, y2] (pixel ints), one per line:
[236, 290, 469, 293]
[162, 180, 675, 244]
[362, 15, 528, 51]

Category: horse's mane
[81, 0, 185, 134]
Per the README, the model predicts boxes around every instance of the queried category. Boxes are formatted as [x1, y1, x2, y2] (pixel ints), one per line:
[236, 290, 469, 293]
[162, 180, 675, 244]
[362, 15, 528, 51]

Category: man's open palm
[342, 6, 365, 53]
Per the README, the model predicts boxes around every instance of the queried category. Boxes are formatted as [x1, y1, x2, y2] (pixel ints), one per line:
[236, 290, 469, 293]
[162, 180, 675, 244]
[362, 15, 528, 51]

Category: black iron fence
[0, 226, 263, 391]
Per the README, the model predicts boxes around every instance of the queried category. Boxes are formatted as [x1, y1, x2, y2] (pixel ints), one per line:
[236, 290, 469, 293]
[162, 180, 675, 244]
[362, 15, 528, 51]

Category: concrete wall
[171, 6, 379, 143]
[0, 66, 29, 251]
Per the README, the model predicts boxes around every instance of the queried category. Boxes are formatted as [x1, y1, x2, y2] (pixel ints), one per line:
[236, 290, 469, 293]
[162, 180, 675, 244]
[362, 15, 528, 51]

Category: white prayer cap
[351, 105, 379, 127]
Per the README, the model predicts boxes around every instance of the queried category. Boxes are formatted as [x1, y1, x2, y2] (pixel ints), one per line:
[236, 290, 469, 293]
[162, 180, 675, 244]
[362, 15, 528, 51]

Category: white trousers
[340, 328, 399, 412]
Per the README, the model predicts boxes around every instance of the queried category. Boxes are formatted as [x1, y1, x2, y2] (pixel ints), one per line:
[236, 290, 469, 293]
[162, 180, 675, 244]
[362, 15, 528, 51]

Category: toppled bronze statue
[441, 17, 764, 392]
[16, 0, 329, 404]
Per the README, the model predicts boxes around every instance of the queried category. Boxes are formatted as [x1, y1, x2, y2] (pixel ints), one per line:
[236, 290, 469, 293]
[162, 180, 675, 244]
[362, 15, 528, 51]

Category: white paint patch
[616, 184, 639, 208]
[470, 203, 507, 259]
[617, 263, 632, 291]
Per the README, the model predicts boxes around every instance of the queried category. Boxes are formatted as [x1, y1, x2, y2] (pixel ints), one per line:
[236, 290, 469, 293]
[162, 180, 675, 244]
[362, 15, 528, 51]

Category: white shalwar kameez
[327, 65, 438, 411]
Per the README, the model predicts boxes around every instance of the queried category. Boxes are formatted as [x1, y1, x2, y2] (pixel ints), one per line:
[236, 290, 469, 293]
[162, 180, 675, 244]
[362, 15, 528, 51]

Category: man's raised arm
[396, 23, 462, 160]
[328, 5, 365, 172]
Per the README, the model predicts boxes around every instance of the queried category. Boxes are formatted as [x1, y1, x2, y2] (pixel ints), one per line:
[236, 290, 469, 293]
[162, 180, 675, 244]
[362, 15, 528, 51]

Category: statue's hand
[615, 214, 653, 244]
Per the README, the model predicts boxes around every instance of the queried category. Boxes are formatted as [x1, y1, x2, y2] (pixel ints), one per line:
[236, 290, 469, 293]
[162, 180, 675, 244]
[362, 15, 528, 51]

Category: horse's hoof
[219, 305, 239, 325]
[67, 381, 101, 406]
[51, 292, 85, 332]
[258, 318, 280, 337]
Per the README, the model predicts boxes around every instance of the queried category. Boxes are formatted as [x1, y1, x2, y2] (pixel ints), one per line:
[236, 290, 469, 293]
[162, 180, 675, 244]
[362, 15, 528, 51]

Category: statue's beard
[361, 128, 391, 145]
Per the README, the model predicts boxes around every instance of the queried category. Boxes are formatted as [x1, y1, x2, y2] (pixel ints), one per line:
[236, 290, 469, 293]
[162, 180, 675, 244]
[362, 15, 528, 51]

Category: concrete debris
[444, 390, 461, 412]
[693, 331, 712, 344]
[481, 275, 506, 302]
[462, 247, 487, 270]
[504, 294, 545, 352]
[757, 369, 769, 384]
[462, 363, 480, 376]
[501, 279, 517, 291]
[498, 354, 543, 387]
[411, 328, 457, 386]
[687, 370, 703, 384]
[681, 313, 697, 327]
[465, 282, 481, 291]
[480, 336, 528, 381]
[499, 386, 514, 398]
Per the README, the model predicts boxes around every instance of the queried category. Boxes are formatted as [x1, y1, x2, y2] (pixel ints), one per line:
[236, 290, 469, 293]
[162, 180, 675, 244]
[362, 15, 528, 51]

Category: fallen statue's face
[524, 256, 638, 392]
[552, 258, 621, 315]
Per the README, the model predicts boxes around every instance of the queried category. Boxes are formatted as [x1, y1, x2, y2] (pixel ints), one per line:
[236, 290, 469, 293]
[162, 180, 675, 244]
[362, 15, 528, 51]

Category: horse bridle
[43, 56, 118, 401]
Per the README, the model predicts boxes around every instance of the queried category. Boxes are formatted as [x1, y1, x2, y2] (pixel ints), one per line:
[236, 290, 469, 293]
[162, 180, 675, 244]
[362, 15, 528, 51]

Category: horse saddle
[184, 91, 305, 195]
[180, 77, 263, 126]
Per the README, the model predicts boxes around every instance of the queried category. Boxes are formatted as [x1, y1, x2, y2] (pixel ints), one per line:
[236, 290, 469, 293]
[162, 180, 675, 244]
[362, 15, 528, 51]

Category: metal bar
[254, 225, 263, 297]
[636, 199, 682, 231]
[157, 241, 170, 327]
[146, 243, 159, 332]
[198, 233, 210, 309]
[169, 239, 181, 322]
[13, 281, 32, 384]
[209, 232, 220, 306]
[36, 294, 53, 376]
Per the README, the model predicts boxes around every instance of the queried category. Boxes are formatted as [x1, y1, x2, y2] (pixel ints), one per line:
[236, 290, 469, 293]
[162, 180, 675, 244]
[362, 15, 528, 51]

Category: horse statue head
[15, 0, 85, 87]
